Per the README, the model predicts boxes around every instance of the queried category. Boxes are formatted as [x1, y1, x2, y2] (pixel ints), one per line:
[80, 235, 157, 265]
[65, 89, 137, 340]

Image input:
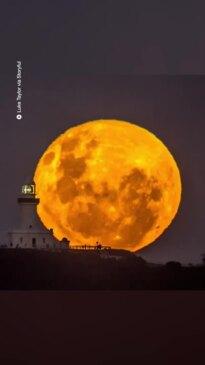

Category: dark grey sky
[1, 1, 205, 263]
[1, 1, 205, 75]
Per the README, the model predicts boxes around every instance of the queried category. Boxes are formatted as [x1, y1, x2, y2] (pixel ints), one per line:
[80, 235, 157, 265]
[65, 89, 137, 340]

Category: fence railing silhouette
[70, 244, 111, 250]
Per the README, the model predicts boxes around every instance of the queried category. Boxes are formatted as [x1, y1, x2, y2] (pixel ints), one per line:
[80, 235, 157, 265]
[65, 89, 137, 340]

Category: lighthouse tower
[8, 182, 60, 249]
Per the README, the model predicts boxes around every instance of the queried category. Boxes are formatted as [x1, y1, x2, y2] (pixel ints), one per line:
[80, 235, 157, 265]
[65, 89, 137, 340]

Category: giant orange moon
[34, 119, 182, 251]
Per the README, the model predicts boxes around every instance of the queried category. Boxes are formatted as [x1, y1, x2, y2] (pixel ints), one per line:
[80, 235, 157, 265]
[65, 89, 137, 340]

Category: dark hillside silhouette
[0, 249, 205, 289]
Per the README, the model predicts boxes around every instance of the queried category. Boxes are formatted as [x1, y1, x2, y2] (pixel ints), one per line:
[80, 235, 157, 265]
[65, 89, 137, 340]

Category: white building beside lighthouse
[8, 182, 68, 250]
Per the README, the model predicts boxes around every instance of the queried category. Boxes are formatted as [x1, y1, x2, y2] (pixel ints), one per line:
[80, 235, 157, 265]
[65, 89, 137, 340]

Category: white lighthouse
[8, 182, 65, 250]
